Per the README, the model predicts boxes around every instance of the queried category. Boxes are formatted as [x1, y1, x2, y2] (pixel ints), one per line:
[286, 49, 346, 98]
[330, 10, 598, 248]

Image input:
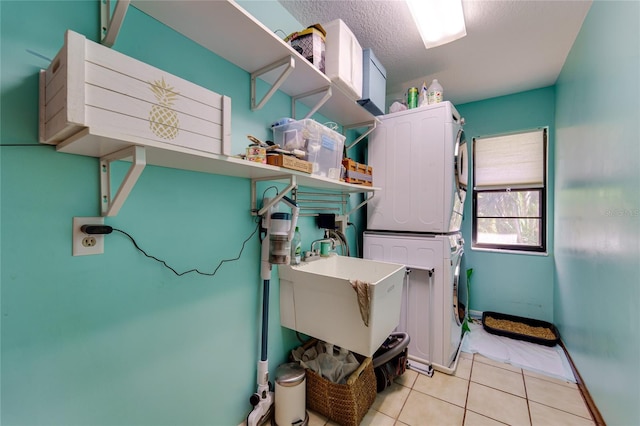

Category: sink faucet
[305, 237, 337, 260]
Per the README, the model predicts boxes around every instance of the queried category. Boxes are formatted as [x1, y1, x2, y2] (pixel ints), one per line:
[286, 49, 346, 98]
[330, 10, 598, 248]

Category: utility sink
[278, 255, 405, 357]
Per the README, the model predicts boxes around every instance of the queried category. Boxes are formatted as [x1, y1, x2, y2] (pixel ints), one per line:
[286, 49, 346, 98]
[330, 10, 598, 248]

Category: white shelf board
[56, 127, 379, 193]
[131, 0, 377, 127]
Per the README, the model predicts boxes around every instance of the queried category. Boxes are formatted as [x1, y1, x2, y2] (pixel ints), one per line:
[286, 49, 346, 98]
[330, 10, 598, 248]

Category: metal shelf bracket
[251, 55, 296, 111]
[345, 190, 375, 217]
[100, 145, 146, 217]
[344, 120, 377, 151]
[292, 86, 332, 120]
[100, 0, 130, 47]
[250, 175, 298, 216]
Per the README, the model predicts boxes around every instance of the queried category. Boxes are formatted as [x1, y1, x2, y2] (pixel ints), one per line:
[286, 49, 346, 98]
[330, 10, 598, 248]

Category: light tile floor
[307, 352, 595, 426]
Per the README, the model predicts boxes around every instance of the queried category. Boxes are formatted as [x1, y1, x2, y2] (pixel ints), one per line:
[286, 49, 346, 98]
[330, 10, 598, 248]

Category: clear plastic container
[272, 119, 345, 179]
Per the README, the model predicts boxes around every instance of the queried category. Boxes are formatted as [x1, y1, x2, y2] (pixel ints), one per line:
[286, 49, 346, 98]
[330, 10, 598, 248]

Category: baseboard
[469, 309, 483, 319]
[559, 340, 606, 426]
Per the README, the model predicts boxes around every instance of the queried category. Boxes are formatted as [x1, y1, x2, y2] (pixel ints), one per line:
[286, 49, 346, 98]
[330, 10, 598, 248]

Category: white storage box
[278, 255, 406, 357]
[272, 119, 345, 180]
[323, 19, 363, 101]
[358, 48, 386, 116]
[39, 30, 231, 156]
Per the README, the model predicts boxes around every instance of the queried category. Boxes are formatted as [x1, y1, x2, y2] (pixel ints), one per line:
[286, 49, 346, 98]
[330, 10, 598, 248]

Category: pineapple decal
[148, 77, 180, 140]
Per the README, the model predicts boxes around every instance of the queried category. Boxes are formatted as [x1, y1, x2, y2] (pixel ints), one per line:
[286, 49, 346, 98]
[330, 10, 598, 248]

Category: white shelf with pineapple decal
[40, 30, 232, 155]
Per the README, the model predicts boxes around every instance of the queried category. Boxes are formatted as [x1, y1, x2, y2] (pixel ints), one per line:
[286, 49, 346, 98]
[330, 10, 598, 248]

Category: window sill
[470, 246, 549, 257]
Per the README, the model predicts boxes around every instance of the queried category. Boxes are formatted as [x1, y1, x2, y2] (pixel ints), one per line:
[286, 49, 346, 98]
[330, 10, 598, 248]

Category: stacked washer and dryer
[364, 101, 468, 375]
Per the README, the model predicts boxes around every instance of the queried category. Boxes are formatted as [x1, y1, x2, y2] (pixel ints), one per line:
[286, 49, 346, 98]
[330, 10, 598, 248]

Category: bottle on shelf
[419, 81, 429, 107]
[427, 79, 444, 105]
[290, 227, 302, 265]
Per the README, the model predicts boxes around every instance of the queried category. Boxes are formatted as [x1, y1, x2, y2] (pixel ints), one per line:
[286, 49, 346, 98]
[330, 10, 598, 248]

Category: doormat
[461, 321, 576, 383]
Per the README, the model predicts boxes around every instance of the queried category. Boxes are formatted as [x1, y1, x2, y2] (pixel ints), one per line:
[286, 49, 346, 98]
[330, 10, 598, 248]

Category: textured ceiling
[278, 0, 592, 106]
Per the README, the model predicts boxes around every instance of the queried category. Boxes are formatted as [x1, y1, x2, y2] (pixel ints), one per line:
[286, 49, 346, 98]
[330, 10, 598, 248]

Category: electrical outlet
[82, 236, 97, 247]
[73, 217, 104, 256]
[335, 215, 348, 235]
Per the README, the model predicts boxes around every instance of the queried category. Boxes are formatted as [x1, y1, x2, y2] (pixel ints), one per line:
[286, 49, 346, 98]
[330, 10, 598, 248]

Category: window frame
[471, 128, 548, 254]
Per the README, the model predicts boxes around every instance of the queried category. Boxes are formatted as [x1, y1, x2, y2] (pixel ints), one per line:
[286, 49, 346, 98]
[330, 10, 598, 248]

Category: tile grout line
[467, 355, 513, 425]
[524, 373, 596, 421]
[392, 373, 415, 423]
[461, 355, 475, 426]
[526, 400, 596, 421]
[467, 357, 530, 425]
[522, 367, 533, 426]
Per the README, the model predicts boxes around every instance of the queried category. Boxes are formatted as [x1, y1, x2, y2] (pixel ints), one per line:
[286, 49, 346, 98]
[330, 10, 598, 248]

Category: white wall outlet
[335, 214, 348, 235]
[73, 217, 104, 256]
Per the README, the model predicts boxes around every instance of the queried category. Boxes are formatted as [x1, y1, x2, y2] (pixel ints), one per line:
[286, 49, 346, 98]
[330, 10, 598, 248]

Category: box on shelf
[323, 19, 363, 101]
[266, 153, 313, 174]
[272, 119, 345, 180]
[285, 26, 326, 73]
[358, 48, 386, 116]
[342, 158, 373, 186]
[39, 30, 231, 156]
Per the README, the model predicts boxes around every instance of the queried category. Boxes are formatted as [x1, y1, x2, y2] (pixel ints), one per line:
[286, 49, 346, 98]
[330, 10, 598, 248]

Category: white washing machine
[367, 101, 467, 234]
[363, 231, 465, 373]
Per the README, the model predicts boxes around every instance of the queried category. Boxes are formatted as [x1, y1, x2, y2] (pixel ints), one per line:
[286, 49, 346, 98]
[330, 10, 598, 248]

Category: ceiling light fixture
[406, 0, 467, 49]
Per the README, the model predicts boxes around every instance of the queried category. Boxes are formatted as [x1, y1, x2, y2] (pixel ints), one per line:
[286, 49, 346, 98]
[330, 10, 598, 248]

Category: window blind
[474, 129, 546, 189]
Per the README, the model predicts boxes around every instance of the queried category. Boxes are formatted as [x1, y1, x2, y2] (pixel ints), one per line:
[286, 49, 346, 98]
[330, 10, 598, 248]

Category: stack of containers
[273, 20, 364, 180]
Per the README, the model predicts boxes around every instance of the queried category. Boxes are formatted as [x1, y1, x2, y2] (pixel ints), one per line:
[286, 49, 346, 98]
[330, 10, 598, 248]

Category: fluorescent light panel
[406, 0, 467, 49]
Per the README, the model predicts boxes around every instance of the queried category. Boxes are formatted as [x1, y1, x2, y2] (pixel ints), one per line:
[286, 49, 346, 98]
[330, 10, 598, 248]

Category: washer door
[452, 248, 464, 327]
[455, 129, 468, 191]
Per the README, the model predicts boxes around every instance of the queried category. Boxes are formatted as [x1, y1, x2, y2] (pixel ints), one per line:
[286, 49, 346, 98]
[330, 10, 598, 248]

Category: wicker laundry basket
[294, 339, 377, 426]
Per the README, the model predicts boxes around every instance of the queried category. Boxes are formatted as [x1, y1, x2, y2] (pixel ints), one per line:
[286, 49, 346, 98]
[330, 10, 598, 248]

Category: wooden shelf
[131, 0, 377, 127]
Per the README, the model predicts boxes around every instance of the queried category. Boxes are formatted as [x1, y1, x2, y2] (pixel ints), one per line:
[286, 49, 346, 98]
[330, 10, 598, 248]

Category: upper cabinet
[130, 0, 378, 127]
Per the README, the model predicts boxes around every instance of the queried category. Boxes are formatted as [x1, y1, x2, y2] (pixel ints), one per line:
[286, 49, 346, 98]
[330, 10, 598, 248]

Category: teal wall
[554, 1, 640, 425]
[0, 1, 348, 425]
[4, 1, 639, 425]
[456, 87, 556, 322]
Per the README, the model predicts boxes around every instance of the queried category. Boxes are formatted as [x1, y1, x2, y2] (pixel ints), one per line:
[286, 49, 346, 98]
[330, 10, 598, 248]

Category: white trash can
[275, 362, 308, 426]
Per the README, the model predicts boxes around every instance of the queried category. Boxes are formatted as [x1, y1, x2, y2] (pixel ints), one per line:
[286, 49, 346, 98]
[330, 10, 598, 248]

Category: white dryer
[367, 101, 467, 234]
[363, 231, 466, 373]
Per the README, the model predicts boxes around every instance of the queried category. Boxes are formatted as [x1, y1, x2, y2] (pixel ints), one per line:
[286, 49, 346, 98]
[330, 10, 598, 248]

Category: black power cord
[83, 221, 260, 277]
[82, 187, 278, 276]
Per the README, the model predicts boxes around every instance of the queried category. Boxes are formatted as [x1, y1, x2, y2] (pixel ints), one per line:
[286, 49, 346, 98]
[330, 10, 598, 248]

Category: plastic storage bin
[323, 19, 363, 100]
[358, 48, 386, 116]
[272, 119, 345, 180]
[285, 27, 326, 73]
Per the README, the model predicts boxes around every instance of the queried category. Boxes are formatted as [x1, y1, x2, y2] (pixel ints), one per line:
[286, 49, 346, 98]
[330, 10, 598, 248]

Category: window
[472, 128, 547, 253]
